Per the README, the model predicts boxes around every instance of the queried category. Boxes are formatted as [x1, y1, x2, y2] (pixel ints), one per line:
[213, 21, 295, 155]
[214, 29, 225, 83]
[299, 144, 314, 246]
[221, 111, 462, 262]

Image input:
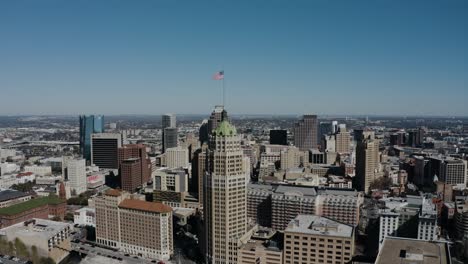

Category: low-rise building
[0, 190, 31, 208]
[238, 228, 283, 264]
[0, 196, 66, 228]
[375, 237, 451, 264]
[284, 215, 354, 264]
[73, 207, 96, 227]
[0, 218, 72, 263]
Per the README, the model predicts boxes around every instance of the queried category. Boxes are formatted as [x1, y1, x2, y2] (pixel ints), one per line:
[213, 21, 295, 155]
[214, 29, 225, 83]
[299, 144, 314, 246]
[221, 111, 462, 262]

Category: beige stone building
[204, 117, 248, 264]
[95, 189, 173, 260]
[284, 215, 354, 264]
[356, 132, 381, 192]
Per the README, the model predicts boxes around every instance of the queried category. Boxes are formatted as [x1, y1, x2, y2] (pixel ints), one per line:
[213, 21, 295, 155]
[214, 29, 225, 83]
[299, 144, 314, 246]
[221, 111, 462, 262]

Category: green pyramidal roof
[213, 120, 237, 137]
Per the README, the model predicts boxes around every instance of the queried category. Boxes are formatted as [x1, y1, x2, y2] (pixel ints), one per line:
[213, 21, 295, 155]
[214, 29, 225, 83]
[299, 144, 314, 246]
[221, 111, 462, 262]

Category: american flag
[212, 70, 224, 80]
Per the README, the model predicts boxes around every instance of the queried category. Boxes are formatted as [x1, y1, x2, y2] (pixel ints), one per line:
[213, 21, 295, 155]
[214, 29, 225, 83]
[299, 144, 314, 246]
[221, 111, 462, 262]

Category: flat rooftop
[285, 215, 353, 238]
[118, 199, 172, 214]
[376, 237, 450, 264]
[1, 218, 71, 240]
[0, 190, 29, 202]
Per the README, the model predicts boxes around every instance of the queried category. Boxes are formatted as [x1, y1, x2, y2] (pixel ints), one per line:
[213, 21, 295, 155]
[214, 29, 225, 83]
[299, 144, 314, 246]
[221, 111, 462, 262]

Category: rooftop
[118, 199, 172, 214]
[213, 120, 237, 137]
[0, 190, 29, 202]
[0, 218, 71, 240]
[105, 189, 122, 197]
[375, 237, 450, 264]
[285, 215, 353, 238]
[0, 196, 64, 216]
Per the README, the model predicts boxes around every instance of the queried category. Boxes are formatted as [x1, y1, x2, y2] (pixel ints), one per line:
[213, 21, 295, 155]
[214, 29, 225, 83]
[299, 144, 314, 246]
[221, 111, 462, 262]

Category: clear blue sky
[0, 0, 467, 116]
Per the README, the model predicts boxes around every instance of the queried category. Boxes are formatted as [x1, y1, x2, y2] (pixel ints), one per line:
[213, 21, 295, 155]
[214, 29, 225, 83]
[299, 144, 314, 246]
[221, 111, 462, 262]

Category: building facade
[293, 115, 318, 151]
[95, 189, 173, 260]
[204, 117, 248, 264]
[79, 115, 104, 162]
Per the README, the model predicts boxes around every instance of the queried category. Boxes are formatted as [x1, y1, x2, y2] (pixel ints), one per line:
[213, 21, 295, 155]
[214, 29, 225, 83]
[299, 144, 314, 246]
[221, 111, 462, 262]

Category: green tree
[64, 212, 74, 222]
[14, 238, 29, 258]
[31, 245, 40, 264]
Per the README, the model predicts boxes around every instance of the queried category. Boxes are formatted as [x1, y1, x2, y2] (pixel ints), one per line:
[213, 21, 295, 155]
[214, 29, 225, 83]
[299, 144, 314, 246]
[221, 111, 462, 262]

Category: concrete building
[204, 117, 248, 264]
[335, 126, 350, 154]
[0, 219, 72, 263]
[91, 133, 123, 169]
[73, 207, 96, 227]
[440, 158, 466, 186]
[247, 184, 363, 230]
[455, 196, 468, 239]
[95, 189, 173, 260]
[23, 165, 52, 176]
[293, 115, 318, 151]
[153, 168, 188, 207]
[375, 237, 450, 264]
[356, 132, 381, 192]
[237, 228, 283, 264]
[192, 145, 208, 206]
[207, 105, 226, 135]
[165, 147, 189, 168]
[284, 215, 354, 264]
[63, 159, 87, 196]
[417, 198, 438, 241]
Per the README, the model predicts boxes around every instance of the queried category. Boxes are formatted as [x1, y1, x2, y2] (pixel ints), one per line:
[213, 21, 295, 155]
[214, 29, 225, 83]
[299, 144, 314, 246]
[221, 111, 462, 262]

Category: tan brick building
[95, 189, 173, 260]
[284, 215, 354, 264]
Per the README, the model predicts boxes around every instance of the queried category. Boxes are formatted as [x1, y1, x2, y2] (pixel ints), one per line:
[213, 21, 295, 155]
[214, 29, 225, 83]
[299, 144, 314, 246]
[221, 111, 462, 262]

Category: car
[124, 254, 130, 257]
[151, 261, 157, 263]
[117, 258, 122, 261]
[133, 256, 138, 259]
[97, 252, 101, 256]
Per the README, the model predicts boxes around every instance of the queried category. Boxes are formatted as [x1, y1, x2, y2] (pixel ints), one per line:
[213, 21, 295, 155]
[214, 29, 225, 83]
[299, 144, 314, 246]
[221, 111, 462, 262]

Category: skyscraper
[162, 113, 176, 129]
[162, 114, 178, 153]
[204, 113, 247, 264]
[91, 133, 123, 169]
[162, 127, 178, 153]
[207, 105, 227, 135]
[79, 115, 104, 162]
[356, 132, 380, 192]
[335, 125, 351, 154]
[293, 115, 318, 151]
[63, 159, 86, 196]
[118, 144, 152, 192]
[269, 129, 288, 145]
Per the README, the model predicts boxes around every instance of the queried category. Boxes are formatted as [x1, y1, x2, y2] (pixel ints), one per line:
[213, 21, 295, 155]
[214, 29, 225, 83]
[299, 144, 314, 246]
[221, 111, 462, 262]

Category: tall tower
[204, 112, 247, 264]
[162, 114, 176, 129]
[79, 115, 104, 162]
[356, 132, 380, 192]
[293, 114, 318, 151]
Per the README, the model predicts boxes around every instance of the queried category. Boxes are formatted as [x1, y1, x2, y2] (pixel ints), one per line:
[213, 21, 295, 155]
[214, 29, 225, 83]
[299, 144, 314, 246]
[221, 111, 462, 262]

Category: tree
[369, 177, 393, 190]
[14, 238, 29, 259]
[64, 212, 74, 222]
[51, 216, 62, 222]
[31, 245, 40, 264]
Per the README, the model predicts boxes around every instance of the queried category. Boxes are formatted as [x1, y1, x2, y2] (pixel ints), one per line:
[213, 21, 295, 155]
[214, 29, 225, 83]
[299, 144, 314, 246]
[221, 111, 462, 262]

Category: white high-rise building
[165, 147, 189, 168]
[204, 115, 248, 264]
[64, 159, 87, 195]
[417, 197, 438, 240]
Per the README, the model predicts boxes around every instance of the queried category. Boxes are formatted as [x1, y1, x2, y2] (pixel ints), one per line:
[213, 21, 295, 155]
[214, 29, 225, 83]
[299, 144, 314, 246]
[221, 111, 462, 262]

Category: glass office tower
[79, 115, 105, 162]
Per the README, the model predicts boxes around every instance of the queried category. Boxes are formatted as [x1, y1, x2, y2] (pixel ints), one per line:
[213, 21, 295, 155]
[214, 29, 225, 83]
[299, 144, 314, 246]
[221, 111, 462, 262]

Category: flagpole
[222, 72, 225, 107]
